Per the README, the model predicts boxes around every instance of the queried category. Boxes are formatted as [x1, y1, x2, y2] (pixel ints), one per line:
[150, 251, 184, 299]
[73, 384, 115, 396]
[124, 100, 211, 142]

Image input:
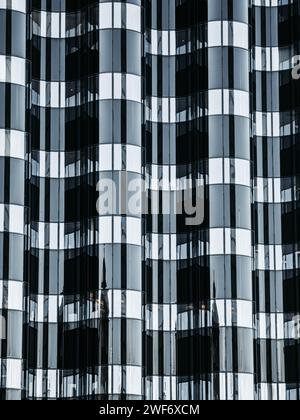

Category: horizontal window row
[254, 243, 297, 271]
[32, 29, 141, 80]
[145, 26, 207, 57]
[146, 228, 252, 261]
[0, 358, 22, 391]
[208, 115, 250, 160]
[29, 80, 261, 115]
[31, 172, 144, 222]
[209, 158, 251, 187]
[254, 178, 289, 204]
[24, 372, 286, 400]
[32, 0, 141, 14]
[7, 255, 300, 312]
[27, 319, 142, 370]
[253, 111, 280, 137]
[280, 136, 300, 177]
[252, 4, 300, 48]
[255, 268, 288, 314]
[0, 310, 23, 362]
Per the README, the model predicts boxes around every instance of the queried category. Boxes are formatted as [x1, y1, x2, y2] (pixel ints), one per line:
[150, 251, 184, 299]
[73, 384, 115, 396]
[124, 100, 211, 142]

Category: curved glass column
[0, 0, 30, 400]
[27, 0, 143, 400]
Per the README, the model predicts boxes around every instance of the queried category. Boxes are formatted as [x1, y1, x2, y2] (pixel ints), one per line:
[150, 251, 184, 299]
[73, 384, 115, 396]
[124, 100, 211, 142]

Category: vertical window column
[207, 0, 254, 401]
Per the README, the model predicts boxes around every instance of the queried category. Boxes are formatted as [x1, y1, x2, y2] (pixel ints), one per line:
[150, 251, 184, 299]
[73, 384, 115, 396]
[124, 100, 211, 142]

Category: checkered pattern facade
[0, 0, 299, 400]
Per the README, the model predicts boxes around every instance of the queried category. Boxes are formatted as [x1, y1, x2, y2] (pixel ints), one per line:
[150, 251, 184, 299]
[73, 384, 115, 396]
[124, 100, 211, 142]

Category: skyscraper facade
[0, 0, 299, 401]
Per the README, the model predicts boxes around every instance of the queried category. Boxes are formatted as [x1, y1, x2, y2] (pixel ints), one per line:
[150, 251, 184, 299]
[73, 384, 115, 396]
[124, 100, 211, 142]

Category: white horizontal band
[0, 204, 25, 235]
[209, 228, 252, 257]
[254, 112, 280, 137]
[209, 89, 250, 118]
[255, 177, 283, 203]
[255, 244, 283, 271]
[28, 290, 142, 324]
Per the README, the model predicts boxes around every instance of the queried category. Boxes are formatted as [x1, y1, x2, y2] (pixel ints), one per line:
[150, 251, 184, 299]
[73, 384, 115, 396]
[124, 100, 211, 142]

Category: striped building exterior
[0, 0, 299, 400]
